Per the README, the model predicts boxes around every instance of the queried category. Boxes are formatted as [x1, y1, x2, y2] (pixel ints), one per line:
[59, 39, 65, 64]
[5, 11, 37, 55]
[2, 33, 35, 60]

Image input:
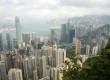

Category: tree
[63, 40, 110, 80]
[63, 58, 82, 80]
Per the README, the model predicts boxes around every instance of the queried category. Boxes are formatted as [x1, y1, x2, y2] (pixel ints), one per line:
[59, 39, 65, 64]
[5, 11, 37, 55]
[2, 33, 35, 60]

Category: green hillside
[63, 39, 110, 80]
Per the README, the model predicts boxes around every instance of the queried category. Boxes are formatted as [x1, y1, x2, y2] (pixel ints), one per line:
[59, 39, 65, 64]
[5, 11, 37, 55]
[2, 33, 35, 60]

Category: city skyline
[0, 0, 110, 80]
[0, 13, 109, 80]
[0, 0, 110, 34]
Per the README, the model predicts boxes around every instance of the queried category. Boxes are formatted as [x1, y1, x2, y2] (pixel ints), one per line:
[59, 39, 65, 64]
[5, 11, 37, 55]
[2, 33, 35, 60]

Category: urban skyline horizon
[0, 15, 110, 36]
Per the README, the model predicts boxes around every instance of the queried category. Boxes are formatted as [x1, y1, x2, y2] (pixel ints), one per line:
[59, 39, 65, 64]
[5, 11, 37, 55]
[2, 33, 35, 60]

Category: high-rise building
[86, 45, 90, 55]
[30, 55, 37, 71]
[6, 33, 12, 51]
[37, 57, 43, 79]
[23, 57, 32, 79]
[61, 24, 67, 43]
[13, 39, 19, 49]
[6, 54, 13, 71]
[8, 68, 23, 80]
[66, 19, 71, 43]
[22, 33, 31, 45]
[0, 33, 3, 51]
[23, 56, 37, 79]
[69, 29, 75, 43]
[0, 74, 1, 80]
[75, 39, 81, 55]
[50, 27, 61, 45]
[0, 61, 8, 80]
[33, 68, 38, 80]
[55, 49, 66, 67]
[65, 19, 75, 43]
[15, 16, 21, 42]
[42, 56, 47, 77]
[52, 45, 57, 67]
[32, 32, 37, 41]
[92, 46, 98, 56]
[51, 68, 59, 80]
[26, 45, 30, 56]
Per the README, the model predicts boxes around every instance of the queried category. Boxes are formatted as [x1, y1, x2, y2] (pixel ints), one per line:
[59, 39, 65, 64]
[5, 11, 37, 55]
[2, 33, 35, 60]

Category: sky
[0, 0, 110, 35]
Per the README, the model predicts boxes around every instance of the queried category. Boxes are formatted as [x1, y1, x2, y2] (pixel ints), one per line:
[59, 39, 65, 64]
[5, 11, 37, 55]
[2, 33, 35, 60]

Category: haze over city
[0, 0, 110, 80]
[0, 0, 110, 34]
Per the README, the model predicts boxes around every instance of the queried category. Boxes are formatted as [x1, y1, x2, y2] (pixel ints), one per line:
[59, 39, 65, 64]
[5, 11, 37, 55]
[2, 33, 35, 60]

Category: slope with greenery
[63, 39, 110, 80]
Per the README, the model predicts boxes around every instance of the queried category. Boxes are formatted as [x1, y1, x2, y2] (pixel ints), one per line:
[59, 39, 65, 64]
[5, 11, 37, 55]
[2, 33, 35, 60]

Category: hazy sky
[0, 0, 110, 34]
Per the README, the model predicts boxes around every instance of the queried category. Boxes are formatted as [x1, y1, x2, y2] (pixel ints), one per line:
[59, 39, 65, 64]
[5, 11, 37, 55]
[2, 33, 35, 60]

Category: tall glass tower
[0, 33, 3, 51]
[15, 16, 21, 42]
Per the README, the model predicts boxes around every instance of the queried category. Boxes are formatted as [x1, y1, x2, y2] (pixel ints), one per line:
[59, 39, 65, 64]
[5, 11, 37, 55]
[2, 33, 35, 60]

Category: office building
[22, 33, 31, 45]
[66, 19, 76, 43]
[61, 24, 67, 43]
[6, 33, 12, 51]
[15, 16, 21, 42]
[50, 27, 61, 44]
[0, 33, 3, 51]
[61, 19, 76, 43]
[69, 29, 75, 43]
[32, 32, 37, 41]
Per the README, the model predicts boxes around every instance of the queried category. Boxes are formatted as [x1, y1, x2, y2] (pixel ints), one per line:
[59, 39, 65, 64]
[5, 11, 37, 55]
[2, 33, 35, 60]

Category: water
[22, 26, 50, 36]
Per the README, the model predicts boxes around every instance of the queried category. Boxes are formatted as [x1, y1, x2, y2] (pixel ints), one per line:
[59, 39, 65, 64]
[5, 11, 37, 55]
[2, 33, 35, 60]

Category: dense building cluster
[50, 16, 110, 62]
[0, 15, 110, 80]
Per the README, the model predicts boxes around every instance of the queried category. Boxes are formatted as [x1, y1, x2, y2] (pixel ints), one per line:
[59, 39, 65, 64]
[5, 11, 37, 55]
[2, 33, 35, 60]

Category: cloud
[60, 0, 110, 8]
[0, 0, 110, 33]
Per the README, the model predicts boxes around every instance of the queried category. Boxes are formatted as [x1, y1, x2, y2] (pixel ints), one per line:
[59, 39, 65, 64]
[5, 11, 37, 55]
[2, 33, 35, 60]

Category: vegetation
[63, 58, 82, 80]
[63, 39, 110, 80]
[60, 45, 75, 58]
[66, 46, 75, 58]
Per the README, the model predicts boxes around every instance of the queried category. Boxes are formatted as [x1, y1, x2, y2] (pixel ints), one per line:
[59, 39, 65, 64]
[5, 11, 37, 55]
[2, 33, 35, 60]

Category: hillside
[63, 39, 110, 80]
[80, 24, 110, 44]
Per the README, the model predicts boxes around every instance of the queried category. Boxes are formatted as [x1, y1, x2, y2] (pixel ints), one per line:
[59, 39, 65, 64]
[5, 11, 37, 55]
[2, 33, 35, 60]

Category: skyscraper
[6, 33, 12, 51]
[61, 20, 76, 43]
[50, 27, 61, 45]
[0, 33, 3, 51]
[69, 29, 75, 43]
[42, 56, 47, 77]
[32, 32, 37, 41]
[22, 33, 31, 45]
[61, 24, 67, 43]
[15, 16, 21, 42]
